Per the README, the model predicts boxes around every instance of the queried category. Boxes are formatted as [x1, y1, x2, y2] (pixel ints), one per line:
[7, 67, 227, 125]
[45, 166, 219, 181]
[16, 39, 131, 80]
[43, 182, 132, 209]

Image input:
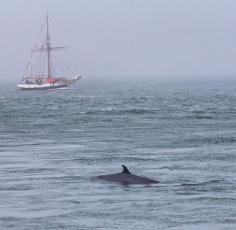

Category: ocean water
[0, 80, 236, 229]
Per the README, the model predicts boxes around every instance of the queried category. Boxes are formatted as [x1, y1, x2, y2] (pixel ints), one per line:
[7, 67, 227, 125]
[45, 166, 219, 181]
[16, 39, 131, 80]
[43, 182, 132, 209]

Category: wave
[86, 108, 156, 115]
[0, 185, 33, 191]
[203, 137, 236, 144]
[181, 179, 224, 187]
[194, 115, 214, 119]
[186, 136, 236, 145]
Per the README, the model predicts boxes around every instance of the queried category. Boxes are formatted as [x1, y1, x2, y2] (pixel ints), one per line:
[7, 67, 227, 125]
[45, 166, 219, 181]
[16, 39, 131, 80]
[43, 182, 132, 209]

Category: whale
[96, 165, 159, 185]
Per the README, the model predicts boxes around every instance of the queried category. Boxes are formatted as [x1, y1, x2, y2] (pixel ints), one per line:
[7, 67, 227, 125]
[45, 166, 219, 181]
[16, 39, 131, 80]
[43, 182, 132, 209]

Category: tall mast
[46, 13, 51, 78]
[31, 13, 68, 77]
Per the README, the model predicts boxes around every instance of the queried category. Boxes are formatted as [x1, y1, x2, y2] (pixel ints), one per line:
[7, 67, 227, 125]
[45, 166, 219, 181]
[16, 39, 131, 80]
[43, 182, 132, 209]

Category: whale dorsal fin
[122, 165, 131, 174]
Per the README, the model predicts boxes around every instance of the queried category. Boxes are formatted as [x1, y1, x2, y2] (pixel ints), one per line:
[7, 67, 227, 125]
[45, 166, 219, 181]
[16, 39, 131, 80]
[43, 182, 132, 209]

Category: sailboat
[17, 14, 81, 90]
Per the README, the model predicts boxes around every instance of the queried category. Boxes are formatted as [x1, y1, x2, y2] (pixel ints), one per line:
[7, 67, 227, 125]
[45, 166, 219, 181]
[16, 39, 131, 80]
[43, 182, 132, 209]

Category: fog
[0, 0, 236, 83]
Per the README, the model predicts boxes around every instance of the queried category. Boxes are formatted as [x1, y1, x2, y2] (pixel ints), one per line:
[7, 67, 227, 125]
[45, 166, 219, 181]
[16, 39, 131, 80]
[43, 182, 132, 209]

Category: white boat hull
[18, 83, 68, 90]
[17, 84, 68, 90]
[17, 75, 81, 90]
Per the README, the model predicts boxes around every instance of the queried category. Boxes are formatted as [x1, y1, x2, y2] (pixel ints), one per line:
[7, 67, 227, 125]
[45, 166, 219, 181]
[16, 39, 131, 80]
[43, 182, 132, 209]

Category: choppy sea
[0, 80, 236, 229]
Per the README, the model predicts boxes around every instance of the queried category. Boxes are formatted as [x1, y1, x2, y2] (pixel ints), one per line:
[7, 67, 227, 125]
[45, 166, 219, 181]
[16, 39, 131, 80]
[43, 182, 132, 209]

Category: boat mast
[31, 13, 68, 77]
[46, 13, 51, 78]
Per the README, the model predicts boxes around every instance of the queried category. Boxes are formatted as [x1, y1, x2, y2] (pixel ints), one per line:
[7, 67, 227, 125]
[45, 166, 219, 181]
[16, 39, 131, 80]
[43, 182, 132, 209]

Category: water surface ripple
[0, 81, 236, 229]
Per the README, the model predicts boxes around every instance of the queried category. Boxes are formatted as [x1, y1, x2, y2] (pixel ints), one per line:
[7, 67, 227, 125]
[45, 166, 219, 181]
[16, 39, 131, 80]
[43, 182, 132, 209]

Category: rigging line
[33, 18, 46, 50]
[52, 57, 59, 76]
[32, 48, 44, 75]
[30, 52, 32, 76]
[23, 61, 29, 77]
[63, 49, 76, 76]
[50, 17, 76, 76]
[50, 53, 55, 76]
[52, 57, 58, 76]
[42, 37, 49, 75]
[23, 52, 33, 79]
[50, 17, 65, 46]
[52, 52, 64, 75]
[40, 52, 46, 76]
[38, 54, 42, 76]
[30, 34, 46, 76]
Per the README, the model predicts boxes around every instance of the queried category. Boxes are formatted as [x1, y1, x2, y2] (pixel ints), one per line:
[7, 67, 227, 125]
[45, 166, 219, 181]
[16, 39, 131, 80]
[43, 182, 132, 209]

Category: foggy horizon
[1, 0, 236, 83]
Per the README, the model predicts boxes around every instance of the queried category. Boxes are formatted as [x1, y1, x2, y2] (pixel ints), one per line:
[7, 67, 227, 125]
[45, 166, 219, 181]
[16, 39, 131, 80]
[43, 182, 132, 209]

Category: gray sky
[0, 0, 236, 82]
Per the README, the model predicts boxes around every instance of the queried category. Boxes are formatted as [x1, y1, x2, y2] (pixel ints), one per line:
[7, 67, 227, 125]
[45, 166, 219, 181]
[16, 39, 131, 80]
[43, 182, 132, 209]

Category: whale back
[97, 165, 159, 185]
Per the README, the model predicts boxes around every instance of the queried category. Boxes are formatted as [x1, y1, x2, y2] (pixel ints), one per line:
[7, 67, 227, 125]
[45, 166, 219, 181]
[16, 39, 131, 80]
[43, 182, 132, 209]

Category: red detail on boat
[47, 77, 55, 83]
